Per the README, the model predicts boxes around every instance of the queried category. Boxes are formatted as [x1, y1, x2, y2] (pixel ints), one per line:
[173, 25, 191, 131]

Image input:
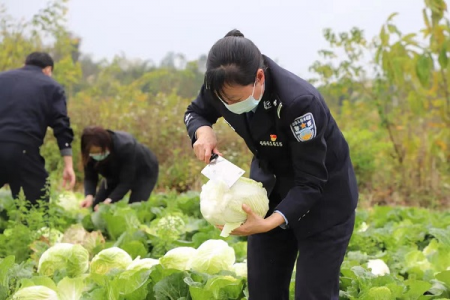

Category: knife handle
[210, 153, 219, 162]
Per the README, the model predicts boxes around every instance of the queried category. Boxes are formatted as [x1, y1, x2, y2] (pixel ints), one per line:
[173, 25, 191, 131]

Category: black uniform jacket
[184, 55, 358, 238]
[0, 65, 73, 155]
[84, 130, 159, 202]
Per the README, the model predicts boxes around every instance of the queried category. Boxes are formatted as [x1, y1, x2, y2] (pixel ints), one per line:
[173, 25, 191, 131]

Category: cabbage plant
[90, 247, 132, 275]
[232, 262, 247, 278]
[127, 257, 160, 271]
[38, 243, 89, 277]
[12, 286, 59, 300]
[189, 240, 235, 274]
[159, 247, 197, 270]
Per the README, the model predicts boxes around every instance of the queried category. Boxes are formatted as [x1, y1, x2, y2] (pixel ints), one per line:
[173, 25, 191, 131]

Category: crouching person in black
[80, 126, 159, 210]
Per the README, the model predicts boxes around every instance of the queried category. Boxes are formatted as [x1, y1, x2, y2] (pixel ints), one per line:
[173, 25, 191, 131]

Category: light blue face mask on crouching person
[89, 151, 110, 161]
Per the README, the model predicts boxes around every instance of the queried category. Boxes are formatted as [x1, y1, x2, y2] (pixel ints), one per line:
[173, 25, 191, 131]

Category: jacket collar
[22, 65, 45, 72]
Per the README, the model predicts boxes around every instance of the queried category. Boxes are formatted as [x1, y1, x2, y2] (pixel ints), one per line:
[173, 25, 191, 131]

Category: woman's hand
[80, 195, 94, 208]
[94, 198, 112, 211]
[193, 126, 222, 164]
[216, 204, 286, 236]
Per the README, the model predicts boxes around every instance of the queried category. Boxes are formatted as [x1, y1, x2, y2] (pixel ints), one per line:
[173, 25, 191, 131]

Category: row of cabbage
[1, 187, 450, 299]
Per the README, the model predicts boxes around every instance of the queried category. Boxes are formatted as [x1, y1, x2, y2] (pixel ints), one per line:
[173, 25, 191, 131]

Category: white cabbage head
[200, 177, 269, 237]
[159, 247, 197, 271]
[90, 247, 132, 275]
[232, 262, 247, 278]
[38, 243, 89, 277]
[367, 259, 390, 276]
[127, 257, 160, 271]
[37, 227, 64, 245]
[12, 286, 58, 300]
[189, 239, 235, 275]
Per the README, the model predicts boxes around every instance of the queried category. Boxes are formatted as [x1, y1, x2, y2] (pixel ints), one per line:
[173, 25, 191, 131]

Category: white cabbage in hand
[200, 177, 269, 237]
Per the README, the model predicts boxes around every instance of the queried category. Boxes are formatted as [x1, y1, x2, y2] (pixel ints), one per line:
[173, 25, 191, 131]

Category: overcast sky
[4, 0, 425, 77]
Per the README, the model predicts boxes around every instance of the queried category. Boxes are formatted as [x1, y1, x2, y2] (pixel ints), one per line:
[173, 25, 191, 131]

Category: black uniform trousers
[247, 211, 355, 300]
[0, 142, 49, 205]
[92, 165, 159, 207]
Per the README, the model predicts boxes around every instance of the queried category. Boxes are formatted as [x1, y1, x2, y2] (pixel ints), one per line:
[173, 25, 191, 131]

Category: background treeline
[0, 0, 448, 208]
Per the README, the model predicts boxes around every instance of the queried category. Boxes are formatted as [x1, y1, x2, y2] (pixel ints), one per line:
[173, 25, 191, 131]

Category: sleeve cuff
[60, 148, 73, 156]
[274, 210, 289, 229]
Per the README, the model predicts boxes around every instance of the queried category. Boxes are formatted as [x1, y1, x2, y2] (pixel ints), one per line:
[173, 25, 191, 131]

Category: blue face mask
[221, 80, 265, 115]
[90, 151, 110, 161]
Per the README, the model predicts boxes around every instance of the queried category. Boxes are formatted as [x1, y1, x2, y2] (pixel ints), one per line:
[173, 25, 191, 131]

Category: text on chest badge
[260, 134, 283, 147]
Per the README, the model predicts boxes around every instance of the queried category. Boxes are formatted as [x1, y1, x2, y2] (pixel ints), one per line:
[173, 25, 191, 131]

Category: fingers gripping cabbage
[200, 177, 269, 237]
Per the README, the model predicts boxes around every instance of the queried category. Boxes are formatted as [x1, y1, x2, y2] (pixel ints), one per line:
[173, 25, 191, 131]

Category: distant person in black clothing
[0, 52, 76, 205]
[79, 126, 159, 211]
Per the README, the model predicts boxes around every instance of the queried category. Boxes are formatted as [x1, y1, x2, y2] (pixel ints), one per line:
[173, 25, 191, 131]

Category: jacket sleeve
[107, 141, 137, 202]
[184, 85, 222, 145]
[48, 85, 74, 156]
[274, 95, 329, 225]
[84, 160, 98, 197]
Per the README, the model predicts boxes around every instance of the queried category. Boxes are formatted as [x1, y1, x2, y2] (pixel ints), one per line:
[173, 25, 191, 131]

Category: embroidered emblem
[290, 112, 316, 142]
[264, 101, 272, 110]
[270, 134, 277, 142]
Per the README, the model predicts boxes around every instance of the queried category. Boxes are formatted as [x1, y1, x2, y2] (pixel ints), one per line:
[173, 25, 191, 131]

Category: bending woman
[80, 126, 159, 210]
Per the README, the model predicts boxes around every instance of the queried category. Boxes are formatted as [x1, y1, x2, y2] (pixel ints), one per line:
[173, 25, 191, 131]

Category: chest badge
[260, 134, 283, 147]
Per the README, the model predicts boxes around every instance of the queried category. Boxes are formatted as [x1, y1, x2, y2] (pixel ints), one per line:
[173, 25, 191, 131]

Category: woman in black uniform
[184, 30, 358, 299]
[79, 126, 159, 210]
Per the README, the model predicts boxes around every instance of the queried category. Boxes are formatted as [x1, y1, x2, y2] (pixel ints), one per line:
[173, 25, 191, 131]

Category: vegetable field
[0, 189, 450, 300]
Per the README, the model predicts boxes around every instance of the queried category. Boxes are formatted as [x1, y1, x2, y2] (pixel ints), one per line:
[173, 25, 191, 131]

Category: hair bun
[225, 29, 244, 38]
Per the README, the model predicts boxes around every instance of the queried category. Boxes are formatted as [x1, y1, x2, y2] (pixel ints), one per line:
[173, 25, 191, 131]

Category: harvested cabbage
[200, 177, 269, 237]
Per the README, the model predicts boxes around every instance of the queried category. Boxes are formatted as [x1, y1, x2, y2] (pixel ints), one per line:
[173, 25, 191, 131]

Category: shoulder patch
[290, 112, 316, 142]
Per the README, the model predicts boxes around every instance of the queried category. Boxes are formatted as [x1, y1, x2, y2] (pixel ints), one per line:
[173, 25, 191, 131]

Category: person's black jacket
[0, 65, 73, 155]
[184, 55, 358, 238]
[83, 130, 159, 202]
